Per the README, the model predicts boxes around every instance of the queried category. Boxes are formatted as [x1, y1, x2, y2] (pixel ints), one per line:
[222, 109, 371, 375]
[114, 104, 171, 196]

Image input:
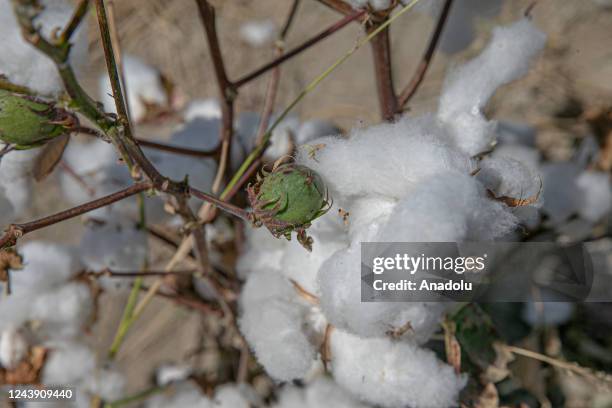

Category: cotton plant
[239, 19, 278, 48]
[0, 242, 125, 404]
[237, 18, 546, 408]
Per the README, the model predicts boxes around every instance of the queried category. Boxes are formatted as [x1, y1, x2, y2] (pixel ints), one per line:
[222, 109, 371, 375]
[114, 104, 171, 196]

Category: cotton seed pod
[247, 161, 331, 251]
[0, 90, 75, 149]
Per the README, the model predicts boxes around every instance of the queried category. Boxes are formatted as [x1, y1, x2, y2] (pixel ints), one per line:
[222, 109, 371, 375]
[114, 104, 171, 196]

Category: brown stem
[59, 0, 90, 44]
[234, 10, 366, 88]
[0, 182, 152, 249]
[315, 0, 356, 16]
[398, 0, 453, 109]
[190, 188, 251, 222]
[89, 269, 197, 278]
[369, 23, 398, 121]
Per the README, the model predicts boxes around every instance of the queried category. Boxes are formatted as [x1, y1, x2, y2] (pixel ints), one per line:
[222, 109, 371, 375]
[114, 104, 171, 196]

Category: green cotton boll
[248, 162, 331, 251]
[0, 90, 72, 149]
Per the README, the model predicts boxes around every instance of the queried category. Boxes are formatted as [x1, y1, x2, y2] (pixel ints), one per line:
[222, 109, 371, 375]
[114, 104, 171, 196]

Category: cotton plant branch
[397, 0, 454, 108]
[315, 0, 356, 16]
[368, 21, 399, 120]
[0, 182, 153, 249]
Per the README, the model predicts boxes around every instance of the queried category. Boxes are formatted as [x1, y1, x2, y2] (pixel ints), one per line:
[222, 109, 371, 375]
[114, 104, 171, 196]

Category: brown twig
[59, 0, 90, 44]
[0, 182, 152, 249]
[88, 268, 197, 278]
[398, 0, 453, 109]
[189, 188, 251, 222]
[315, 0, 355, 16]
[234, 9, 366, 88]
[368, 21, 399, 121]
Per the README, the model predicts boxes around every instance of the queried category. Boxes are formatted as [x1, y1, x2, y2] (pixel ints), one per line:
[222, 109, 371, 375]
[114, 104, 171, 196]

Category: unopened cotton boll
[239, 19, 277, 47]
[576, 171, 612, 222]
[0, 326, 28, 369]
[330, 330, 466, 408]
[438, 19, 546, 156]
[99, 55, 168, 123]
[273, 377, 369, 408]
[0, 0, 89, 96]
[297, 115, 474, 201]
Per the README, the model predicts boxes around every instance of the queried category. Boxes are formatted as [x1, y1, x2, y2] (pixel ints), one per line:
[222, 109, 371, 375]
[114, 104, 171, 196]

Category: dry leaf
[0, 346, 48, 385]
[0, 248, 23, 283]
[443, 320, 462, 374]
[482, 342, 515, 383]
[33, 134, 69, 181]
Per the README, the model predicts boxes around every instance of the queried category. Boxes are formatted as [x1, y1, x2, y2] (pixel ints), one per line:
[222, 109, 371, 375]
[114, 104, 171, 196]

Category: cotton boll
[491, 144, 540, 171]
[330, 330, 466, 408]
[0, 326, 28, 369]
[29, 282, 92, 338]
[213, 384, 261, 408]
[318, 245, 444, 342]
[10, 242, 82, 295]
[84, 366, 126, 401]
[280, 213, 348, 295]
[0, 0, 88, 95]
[274, 377, 369, 408]
[540, 162, 582, 225]
[576, 171, 612, 222]
[184, 98, 222, 121]
[438, 19, 546, 156]
[240, 19, 277, 47]
[99, 55, 168, 123]
[345, 196, 396, 242]
[477, 156, 541, 201]
[297, 115, 474, 201]
[146, 381, 212, 408]
[156, 363, 194, 386]
[42, 341, 96, 385]
[236, 227, 288, 280]
[0, 148, 40, 215]
[295, 120, 341, 146]
[239, 269, 317, 381]
[379, 172, 518, 242]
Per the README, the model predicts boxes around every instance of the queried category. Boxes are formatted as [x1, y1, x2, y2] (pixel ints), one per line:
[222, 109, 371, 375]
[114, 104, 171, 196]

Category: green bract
[247, 162, 331, 251]
[0, 90, 72, 149]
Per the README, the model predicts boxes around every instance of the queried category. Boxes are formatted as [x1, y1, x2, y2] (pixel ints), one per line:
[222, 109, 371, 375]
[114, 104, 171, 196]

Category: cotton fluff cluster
[0, 0, 89, 96]
[0, 242, 125, 403]
[98, 55, 169, 123]
[0, 147, 40, 219]
[239, 19, 278, 48]
[238, 19, 546, 408]
[146, 381, 259, 408]
[346, 0, 393, 11]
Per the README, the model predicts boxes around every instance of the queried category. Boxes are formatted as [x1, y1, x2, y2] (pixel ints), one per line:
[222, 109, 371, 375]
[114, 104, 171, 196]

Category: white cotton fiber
[346, 0, 392, 10]
[540, 162, 582, 225]
[84, 366, 126, 402]
[239, 270, 316, 381]
[0, 187, 15, 225]
[576, 171, 611, 222]
[295, 120, 341, 146]
[237, 112, 301, 161]
[42, 341, 96, 385]
[213, 384, 261, 408]
[279, 213, 348, 295]
[156, 363, 194, 386]
[9, 242, 82, 295]
[318, 244, 445, 342]
[184, 98, 222, 121]
[273, 377, 369, 408]
[0, 326, 28, 369]
[379, 172, 518, 242]
[330, 330, 466, 408]
[297, 115, 474, 201]
[438, 19, 546, 156]
[0, 148, 40, 215]
[240, 19, 277, 47]
[99, 55, 167, 123]
[0, 0, 89, 96]
[236, 227, 288, 280]
[476, 156, 541, 201]
[146, 381, 211, 408]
